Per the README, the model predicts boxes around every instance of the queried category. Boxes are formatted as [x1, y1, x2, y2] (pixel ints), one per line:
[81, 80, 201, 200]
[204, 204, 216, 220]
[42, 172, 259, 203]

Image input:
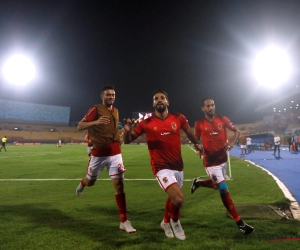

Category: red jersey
[84, 106, 121, 157]
[194, 115, 238, 167]
[134, 112, 189, 175]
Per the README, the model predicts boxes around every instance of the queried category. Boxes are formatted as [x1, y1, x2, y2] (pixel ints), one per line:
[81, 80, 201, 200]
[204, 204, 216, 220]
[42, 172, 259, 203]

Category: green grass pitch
[0, 144, 299, 250]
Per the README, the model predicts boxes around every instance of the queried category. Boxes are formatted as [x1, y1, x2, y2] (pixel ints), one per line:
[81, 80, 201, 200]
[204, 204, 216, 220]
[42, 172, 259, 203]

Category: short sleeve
[223, 116, 237, 132]
[83, 107, 98, 122]
[178, 114, 189, 130]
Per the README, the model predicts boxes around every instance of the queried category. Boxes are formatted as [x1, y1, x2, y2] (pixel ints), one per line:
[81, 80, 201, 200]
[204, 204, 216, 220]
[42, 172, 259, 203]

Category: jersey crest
[171, 122, 177, 131]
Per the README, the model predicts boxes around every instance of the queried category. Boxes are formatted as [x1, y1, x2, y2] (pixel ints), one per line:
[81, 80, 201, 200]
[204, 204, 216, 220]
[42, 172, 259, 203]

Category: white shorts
[205, 163, 227, 185]
[240, 145, 246, 149]
[87, 146, 92, 156]
[85, 154, 126, 180]
[156, 169, 183, 191]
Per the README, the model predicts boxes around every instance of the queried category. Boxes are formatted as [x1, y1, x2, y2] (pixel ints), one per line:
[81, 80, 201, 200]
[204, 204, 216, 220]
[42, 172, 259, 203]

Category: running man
[76, 85, 136, 233]
[123, 90, 201, 240]
[0, 136, 7, 152]
[191, 98, 254, 235]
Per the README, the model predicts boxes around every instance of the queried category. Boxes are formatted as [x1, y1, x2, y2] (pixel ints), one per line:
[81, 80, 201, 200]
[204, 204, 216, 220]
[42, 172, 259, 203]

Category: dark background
[0, 0, 299, 125]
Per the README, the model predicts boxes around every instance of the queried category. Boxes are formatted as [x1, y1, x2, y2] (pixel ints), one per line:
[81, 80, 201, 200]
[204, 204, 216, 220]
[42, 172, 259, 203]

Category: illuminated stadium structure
[0, 99, 70, 126]
[234, 85, 300, 147]
[255, 87, 300, 114]
[0, 99, 87, 144]
[255, 86, 300, 130]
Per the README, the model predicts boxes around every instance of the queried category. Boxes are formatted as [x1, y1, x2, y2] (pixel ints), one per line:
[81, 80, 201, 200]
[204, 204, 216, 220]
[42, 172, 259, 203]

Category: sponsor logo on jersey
[161, 132, 171, 135]
[154, 126, 157, 130]
[163, 177, 168, 183]
[218, 124, 222, 130]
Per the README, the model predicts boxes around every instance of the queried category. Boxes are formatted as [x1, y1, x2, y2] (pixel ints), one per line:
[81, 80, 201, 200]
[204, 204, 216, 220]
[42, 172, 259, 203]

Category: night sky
[0, 0, 300, 126]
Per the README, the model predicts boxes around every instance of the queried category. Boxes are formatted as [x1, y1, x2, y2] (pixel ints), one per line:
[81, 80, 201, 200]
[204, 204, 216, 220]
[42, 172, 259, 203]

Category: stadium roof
[255, 87, 300, 114]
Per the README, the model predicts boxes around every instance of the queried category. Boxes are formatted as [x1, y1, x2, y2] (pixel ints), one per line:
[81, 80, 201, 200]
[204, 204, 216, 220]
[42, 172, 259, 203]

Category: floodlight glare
[253, 46, 292, 88]
[2, 55, 35, 86]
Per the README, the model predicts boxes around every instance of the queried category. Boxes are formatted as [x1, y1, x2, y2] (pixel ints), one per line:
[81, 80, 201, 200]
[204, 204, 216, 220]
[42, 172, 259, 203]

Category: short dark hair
[101, 85, 115, 93]
[153, 90, 169, 100]
[202, 98, 214, 107]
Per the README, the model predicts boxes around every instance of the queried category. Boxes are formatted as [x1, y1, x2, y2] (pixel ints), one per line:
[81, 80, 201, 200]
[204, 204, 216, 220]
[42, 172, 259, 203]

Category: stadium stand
[0, 99, 88, 144]
[1, 95, 299, 145]
[0, 125, 86, 144]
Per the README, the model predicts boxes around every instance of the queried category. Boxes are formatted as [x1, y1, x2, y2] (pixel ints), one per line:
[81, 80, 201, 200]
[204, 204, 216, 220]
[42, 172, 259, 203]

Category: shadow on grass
[1, 203, 174, 249]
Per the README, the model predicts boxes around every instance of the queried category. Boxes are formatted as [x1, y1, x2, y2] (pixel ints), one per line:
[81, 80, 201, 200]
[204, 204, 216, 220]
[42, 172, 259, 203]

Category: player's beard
[155, 104, 167, 113]
[205, 109, 215, 119]
[104, 99, 114, 107]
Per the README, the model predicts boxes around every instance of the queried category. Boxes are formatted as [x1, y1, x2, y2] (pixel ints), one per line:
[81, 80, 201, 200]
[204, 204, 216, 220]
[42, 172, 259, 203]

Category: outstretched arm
[123, 119, 140, 144]
[184, 127, 203, 153]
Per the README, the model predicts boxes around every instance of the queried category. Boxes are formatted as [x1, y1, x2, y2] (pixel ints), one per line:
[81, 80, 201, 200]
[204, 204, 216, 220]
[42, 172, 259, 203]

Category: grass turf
[0, 144, 299, 250]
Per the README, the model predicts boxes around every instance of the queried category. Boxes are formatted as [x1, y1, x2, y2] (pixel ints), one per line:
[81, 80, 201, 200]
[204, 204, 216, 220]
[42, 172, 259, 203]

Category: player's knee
[172, 194, 184, 208]
[173, 199, 183, 208]
[218, 181, 229, 194]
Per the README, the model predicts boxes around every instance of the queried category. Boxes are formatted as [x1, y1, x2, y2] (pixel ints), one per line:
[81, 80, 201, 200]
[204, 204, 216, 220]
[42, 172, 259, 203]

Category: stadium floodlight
[2, 54, 35, 86]
[253, 46, 292, 88]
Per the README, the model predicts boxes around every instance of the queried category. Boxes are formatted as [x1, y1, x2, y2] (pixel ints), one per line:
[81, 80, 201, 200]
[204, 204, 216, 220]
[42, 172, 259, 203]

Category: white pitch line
[244, 159, 297, 202]
[0, 152, 62, 159]
[0, 178, 196, 181]
[244, 159, 300, 220]
[186, 144, 197, 153]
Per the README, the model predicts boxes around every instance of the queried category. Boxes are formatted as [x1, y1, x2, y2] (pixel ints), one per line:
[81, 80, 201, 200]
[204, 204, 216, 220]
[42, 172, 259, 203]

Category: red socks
[116, 193, 128, 222]
[163, 198, 181, 223]
[198, 179, 215, 188]
[220, 192, 240, 222]
[168, 200, 180, 222]
[163, 198, 171, 223]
